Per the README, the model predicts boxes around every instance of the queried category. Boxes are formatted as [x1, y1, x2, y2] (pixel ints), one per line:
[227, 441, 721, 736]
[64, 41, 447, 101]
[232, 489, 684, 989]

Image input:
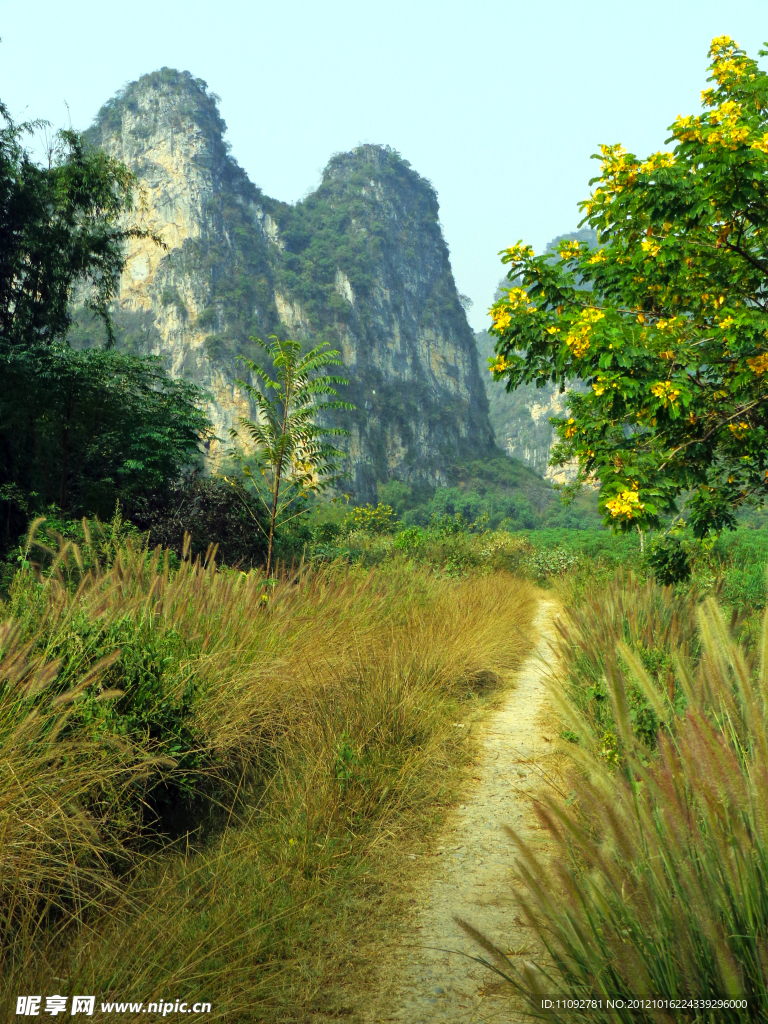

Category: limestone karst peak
[75, 72, 495, 498]
[88, 68, 227, 151]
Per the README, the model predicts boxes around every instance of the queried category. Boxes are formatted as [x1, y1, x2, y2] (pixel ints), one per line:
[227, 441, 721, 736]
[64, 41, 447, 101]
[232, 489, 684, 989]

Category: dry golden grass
[0, 541, 537, 1020]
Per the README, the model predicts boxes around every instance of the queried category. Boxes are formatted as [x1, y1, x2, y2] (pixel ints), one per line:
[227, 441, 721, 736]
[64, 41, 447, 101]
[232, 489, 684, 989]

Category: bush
[128, 472, 269, 568]
[344, 502, 397, 535]
[523, 545, 579, 581]
[645, 534, 692, 584]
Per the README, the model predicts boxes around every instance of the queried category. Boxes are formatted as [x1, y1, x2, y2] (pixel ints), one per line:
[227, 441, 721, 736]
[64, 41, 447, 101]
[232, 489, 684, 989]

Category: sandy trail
[370, 597, 561, 1023]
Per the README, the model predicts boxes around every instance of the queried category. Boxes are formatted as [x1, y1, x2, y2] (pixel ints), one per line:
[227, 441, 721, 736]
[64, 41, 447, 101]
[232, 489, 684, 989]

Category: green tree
[228, 336, 354, 574]
[0, 100, 209, 553]
[0, 345, 210, 547]
[489, 36, 768, 537]
[0, 101, 152, 348]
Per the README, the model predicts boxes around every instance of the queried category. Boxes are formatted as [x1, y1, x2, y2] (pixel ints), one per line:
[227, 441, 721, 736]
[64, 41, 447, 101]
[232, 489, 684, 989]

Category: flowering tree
[489, 37, 768, 536]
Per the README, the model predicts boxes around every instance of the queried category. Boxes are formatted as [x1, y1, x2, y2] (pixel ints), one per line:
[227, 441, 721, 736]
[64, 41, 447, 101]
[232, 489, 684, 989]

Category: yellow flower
[490, 306, 512, 331]
[490, 357, 511, 374]
[728, 421, 749, 438]
[710, 35, 736, 58]
[559, 240, 582, 261]
[505, 242, 534, 261]
[712, 57, 748, 83]
[707, 124, 749, 149]
[593, 380, 606, 396]
[641, 238, 661, 257]
[563, 307, 606, 358]
[650, 380, 681, 406]
[605, 490, 645, 520]
[639, 151, 676, 174]
[751, 133, 768, 156]
[659, 350, 675, 360]
[588, 249, 607, 264]
[546, 326, 560, 335]
[580, 308, 606, 324]
[718, 315, 735, 329]
[673, 114, 703, 143]
[510, 288, 530, 310]
[701, 88, 716, 107]
[564, 417, 577, 439]
[710, 100, 743, 125]
[747, 353, 768, 375]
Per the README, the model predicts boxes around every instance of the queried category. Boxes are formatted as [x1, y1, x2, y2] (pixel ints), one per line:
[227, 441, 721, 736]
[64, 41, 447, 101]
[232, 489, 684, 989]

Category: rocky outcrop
[79, 70, 495, 498]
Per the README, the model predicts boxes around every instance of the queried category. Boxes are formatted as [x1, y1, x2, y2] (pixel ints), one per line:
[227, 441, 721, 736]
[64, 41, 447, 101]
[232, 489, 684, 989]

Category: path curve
[374, 597, 560, 1023]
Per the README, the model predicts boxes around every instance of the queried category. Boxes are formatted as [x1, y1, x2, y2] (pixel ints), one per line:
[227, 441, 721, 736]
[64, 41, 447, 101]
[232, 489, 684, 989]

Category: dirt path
[370, 596, 561, 1023]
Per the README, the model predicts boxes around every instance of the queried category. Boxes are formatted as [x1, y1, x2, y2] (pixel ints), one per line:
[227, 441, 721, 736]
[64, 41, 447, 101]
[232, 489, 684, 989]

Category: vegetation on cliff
[84, 72, 496, 499]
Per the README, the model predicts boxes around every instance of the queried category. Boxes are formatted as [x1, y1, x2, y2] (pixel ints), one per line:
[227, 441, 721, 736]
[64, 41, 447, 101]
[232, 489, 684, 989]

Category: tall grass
[472, 572, 768, 1022]
[1, 533, 536, 1020]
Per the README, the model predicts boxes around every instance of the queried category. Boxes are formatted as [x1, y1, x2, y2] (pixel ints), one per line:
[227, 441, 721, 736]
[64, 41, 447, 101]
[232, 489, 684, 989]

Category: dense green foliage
[0, 102, 147, 347]
[0, 346, 209, 544]
[375, 457, 601, 531]
[128, 473, 270, 569]
[0, 97, 211, 560]
[490, 37, 768, 537]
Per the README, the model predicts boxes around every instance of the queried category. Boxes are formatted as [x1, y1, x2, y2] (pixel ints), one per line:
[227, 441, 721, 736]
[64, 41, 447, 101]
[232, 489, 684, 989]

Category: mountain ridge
[77, 68, 496, 499]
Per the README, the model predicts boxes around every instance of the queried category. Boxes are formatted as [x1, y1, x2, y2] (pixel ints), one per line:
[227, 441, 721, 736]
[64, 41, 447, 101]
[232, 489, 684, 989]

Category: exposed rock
[79, 69, 495, 498]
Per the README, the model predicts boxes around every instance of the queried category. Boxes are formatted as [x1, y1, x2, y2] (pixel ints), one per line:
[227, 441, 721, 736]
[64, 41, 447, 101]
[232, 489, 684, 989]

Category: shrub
[344, 502, 397, 535]
[523, 545, 579, 581]
[128, 473, 269, 568]
[645, 534, 692, 585]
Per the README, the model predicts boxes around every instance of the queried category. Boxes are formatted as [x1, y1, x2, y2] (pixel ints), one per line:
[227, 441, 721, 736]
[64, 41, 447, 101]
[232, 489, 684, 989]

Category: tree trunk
[266, 458, 283, 576]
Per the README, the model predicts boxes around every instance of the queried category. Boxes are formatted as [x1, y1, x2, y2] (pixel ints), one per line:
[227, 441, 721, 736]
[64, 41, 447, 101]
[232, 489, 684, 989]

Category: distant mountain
[75, 69, 496, 499]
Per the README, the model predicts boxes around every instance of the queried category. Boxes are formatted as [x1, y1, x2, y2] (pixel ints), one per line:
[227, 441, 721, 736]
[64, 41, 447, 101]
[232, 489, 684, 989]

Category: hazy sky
[2, 1, 768, 330]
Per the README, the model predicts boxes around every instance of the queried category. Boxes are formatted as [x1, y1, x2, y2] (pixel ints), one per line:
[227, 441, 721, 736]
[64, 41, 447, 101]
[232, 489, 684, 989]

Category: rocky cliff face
[80, 69, 494, 498]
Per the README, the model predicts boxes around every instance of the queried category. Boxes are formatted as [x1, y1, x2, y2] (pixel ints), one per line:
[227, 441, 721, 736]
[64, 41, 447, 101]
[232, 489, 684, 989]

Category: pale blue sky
[2, 1, 767, 330]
